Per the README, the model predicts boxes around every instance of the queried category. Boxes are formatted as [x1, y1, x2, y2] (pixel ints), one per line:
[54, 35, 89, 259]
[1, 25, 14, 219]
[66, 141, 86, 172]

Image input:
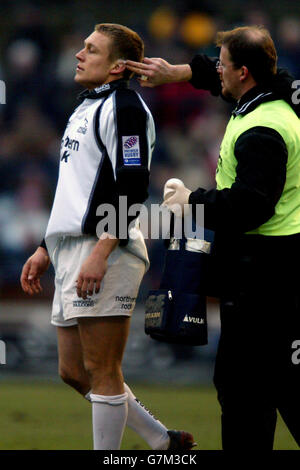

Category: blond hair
[95, 23, 144, 79]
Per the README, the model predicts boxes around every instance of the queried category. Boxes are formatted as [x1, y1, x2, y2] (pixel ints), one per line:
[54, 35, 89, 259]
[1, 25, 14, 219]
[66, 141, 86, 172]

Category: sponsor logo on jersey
[183, 315, 204, 324]
[61, 150, 70, 162]
[122, 135, 141, 166]
[60, 136, 80, 161]
[73, 298, 95, 307]
[115, 295, 136, 310]
[77, 118, 88, 134]
[62, 136, 79, 151]
[95, 83, 110, 93]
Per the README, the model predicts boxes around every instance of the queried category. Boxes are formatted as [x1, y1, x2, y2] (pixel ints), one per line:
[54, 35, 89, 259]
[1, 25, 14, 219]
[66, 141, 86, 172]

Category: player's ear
[110, 60, 126, 75]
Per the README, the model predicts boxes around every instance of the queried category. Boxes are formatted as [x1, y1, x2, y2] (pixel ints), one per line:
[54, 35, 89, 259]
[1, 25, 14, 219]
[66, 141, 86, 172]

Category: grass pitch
[0, 381, 297, 450]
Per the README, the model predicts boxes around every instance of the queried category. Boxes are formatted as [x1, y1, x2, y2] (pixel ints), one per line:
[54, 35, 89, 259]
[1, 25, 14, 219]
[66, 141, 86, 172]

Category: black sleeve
[112, 89, 151, 244]
[40, 239, 48, 251]
[189, 54, 222, 96]
[189, 126, 288, 233]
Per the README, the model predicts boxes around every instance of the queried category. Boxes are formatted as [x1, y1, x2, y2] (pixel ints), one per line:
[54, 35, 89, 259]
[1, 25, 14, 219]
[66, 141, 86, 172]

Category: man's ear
[110, 60, 126, 75]
[240, 65, 249, 82]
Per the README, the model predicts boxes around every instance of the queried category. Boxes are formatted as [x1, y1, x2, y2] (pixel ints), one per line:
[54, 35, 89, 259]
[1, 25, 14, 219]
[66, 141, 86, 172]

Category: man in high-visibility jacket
[126, 25, 300, 449]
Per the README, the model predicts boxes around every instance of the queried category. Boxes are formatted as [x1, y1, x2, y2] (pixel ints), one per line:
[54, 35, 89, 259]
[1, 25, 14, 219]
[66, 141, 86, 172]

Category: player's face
[75, 31, 117, 89]
[217, 46, 243, 100]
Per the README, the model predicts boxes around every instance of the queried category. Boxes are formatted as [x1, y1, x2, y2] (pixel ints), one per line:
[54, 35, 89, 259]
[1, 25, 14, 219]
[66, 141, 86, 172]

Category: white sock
[90, 393, 128, 450]
[124, 383, 170, 450]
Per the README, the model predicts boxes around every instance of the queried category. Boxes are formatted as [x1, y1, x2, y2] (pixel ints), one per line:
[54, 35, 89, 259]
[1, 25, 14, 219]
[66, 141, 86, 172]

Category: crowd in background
[1, 0, 300, 300]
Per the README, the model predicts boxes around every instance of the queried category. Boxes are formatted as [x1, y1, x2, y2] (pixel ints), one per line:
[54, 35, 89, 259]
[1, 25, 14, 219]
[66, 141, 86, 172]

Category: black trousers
[212, 237, 300, 450]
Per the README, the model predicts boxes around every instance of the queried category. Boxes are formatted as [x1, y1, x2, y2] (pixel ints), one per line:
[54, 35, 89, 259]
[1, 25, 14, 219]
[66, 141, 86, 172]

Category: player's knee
[59, 365, 87, 394]
[83, 358, 121, 385]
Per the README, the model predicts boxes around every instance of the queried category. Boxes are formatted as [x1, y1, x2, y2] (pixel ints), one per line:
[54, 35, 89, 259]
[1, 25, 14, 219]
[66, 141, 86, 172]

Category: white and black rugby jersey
[44, 79, 155, 263]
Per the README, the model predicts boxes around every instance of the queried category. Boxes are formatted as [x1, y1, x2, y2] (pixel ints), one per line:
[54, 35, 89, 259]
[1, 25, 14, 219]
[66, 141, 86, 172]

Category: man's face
[217, 46, 243, 100]
[75, 31, 117, 89]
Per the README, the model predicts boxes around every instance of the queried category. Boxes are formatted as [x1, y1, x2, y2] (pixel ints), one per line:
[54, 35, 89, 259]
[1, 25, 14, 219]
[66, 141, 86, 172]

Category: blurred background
[0, 0, 299, 449]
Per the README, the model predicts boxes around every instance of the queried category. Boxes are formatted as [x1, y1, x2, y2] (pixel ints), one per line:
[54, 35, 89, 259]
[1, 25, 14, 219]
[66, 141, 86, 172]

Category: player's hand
[20, 247, 50, 295]
[76, 254, 107, 300]
[162, 179, 192, 217]
[125, 57, 177, 87]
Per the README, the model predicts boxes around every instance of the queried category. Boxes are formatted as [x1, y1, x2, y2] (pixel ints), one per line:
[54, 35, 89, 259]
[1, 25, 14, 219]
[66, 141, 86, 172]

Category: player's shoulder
[114, 86, 148, 113]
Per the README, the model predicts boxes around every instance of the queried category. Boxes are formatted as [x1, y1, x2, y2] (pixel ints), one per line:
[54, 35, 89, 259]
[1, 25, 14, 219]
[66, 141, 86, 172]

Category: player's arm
[106, 88, 152, 241]
[125, 54, 221, 95]
[20, 246, 50, 295]
[163, 127, 287, 234]
[188, 127, 288, 233]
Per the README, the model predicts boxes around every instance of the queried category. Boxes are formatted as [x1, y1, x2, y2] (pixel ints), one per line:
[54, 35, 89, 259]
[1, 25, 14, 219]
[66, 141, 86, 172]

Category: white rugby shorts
[49, 235, 146, 327]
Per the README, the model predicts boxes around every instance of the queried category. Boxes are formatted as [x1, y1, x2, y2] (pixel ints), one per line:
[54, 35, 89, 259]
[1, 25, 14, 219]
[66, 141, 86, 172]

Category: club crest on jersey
[77, 118, 88, 134]
[122, 135, 141, 166]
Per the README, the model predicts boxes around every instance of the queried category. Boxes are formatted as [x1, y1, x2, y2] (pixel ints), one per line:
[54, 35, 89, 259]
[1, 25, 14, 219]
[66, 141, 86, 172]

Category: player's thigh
[77, 316, 131, 368]
[57, 325, 86, 377]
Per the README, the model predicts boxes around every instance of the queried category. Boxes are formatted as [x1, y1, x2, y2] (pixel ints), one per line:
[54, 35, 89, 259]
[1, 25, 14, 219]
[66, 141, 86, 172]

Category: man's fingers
[126, 59, 148, 69]
[87, 279, 95, 297]
[25, 285, 34, 295]
[125, 59, 161, 87]
[81, 279, 89, 299]
[28, 262, 38, 281]
[137, 79, 154, 88]
[77, 275, 102, 297]
[33, 278, 43, 293]
[76, 275, 83, 297]
[125, 60, 154, 77]
[143, 57, 155, 64]
[30, 283, 40, 294]
[95, 280, 101, 294]
[20, 262, 30, 286]
[22, 280, 36, 296]
[126, 57, 156, 66]
[20, 262, 39, 294]
[77, 278, 89, 299]
[125, 63, 146, 75]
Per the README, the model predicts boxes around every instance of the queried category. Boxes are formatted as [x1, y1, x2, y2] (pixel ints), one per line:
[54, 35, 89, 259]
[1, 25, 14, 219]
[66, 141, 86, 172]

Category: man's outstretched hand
[125, 58, 192, 87]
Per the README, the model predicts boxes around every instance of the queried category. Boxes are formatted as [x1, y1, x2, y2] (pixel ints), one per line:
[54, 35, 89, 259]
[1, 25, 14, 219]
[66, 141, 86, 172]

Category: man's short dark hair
[216, 26, 277, 85]
[95, 23, 144, 80]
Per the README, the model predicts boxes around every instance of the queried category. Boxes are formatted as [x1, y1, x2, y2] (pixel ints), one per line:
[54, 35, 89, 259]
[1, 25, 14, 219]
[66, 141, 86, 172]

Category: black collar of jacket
[77, 79, 129, 103]
[232, 85, 274, 117]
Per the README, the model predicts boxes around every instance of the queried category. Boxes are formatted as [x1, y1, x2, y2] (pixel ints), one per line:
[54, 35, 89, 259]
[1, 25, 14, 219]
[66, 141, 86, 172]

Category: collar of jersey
[232, 86, 274, 117]
[77, 79, 129, 102]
